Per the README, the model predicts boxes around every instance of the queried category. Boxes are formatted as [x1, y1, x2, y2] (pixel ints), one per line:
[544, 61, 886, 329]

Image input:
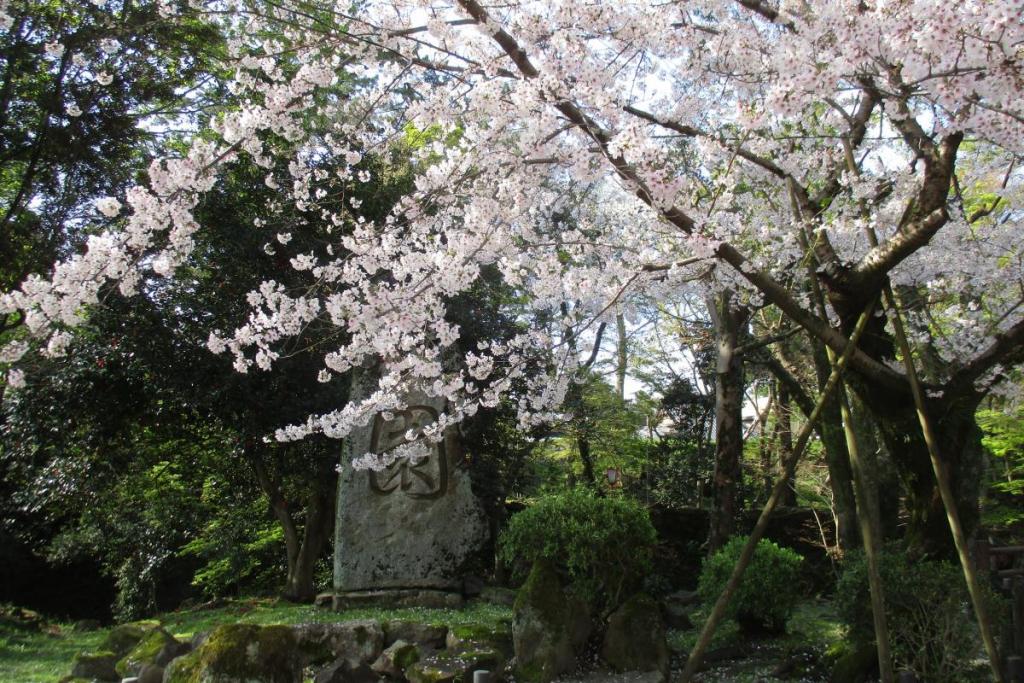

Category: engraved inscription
[369, 406, 448, 499]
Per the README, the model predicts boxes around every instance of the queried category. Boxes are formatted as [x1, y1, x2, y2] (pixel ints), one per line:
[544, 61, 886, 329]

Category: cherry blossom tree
[3, 0, 1023, 562]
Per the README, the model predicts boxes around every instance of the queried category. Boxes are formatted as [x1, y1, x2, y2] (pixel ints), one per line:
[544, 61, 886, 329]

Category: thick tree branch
[946, 317, 1024, 399]
[457, 0, 908, 393]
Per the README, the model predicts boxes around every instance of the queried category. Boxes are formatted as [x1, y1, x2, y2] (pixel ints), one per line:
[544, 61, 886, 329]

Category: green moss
[115, 627, 175, 677]
[70, 650, 119, 681]
[200, 624, 298, 681]
[162, 650, 201, 683]
[515, 660, 545, 683]
[447, 621, 512, 656]
[514, 560, 566, 627]
[100, 623, 152, 658]
[0, 597, 511, 683]
[601, 593, 668, 675]
[395, 645, 420, 670]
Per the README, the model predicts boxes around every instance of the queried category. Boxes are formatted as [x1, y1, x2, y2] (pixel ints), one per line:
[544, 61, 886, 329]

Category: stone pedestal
[333, 376, 488, 605]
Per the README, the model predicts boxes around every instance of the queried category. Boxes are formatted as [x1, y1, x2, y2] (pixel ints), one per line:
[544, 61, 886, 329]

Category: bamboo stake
[836, 383, 895, 682]
[868, 237, 1005, 683]
[679, 303, 876, 682]
[841, 137, 1004, 682]
[789, 175, 893, 681]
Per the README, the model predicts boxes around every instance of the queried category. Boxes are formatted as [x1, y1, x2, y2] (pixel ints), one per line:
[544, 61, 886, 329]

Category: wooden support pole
[679, 303, 876, 682]
[836, 382, 894, 682]
[840, 141, 1004, 681]
[864, 231, 1005, 683]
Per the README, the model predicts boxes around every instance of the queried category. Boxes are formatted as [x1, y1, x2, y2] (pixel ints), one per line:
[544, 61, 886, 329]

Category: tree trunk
[615, 312, 628, 401]
[808, 340, 861, 551]
[707, 290, 748, 552]
[776, 384, 796, 507]
[250, 445, 337, 602]
[860, 385, 986, 558]
[578, 434, 598, 488]
[282, 477, 335, 602]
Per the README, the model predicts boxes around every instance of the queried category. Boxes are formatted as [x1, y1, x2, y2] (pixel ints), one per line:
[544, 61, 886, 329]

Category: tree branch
[946, 317, 1024, 399]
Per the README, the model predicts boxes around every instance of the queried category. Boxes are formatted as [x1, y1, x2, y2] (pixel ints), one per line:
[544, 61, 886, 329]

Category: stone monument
[333, 373, 489, 608]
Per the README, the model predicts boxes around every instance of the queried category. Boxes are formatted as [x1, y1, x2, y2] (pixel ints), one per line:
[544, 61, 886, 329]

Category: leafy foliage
[978, 408, 1024, 531]
[498, 488, 656, 611]
[697, 537, 803, 634]
[835, 547, 1007, 683]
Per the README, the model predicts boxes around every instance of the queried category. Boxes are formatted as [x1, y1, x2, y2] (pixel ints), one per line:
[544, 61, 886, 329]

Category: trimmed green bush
[697, 536, 803, 634]
[498, 489, 656, 611]
[836, 547, 1007, 683]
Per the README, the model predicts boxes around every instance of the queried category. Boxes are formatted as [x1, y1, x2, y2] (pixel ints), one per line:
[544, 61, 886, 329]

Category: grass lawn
[0, 598, 512, 683]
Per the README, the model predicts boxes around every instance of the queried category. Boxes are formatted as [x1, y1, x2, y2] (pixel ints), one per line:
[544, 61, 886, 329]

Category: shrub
[498, 489, 656, 611]
[697, 536, 803, 634]
[835, 547, 1007, 683]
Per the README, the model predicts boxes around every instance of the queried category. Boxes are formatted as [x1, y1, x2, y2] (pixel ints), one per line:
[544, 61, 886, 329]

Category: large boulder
[405, 645, 503, 683]
[162, 623, 301, 683]
[293, 619, 384, 667]
[512, 560, 591, 683]
[383, 620, 448, 649]
[115, 626, 188, 677]
[600, 593, 669, 682]
[313, 660, 379, 683]
[445, 622, 513, 657]
[100, 622, 158, 658]
[371, 639, 421, 678]
[70, 651, 119, 681]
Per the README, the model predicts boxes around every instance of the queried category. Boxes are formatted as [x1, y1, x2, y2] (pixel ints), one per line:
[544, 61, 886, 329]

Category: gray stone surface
[479, 587, 517, 607]
[371, 639, 421, 678]
[293, 620, 384, 668]
[313, 660, 379, 683]
[70, 651, 119, 681]
[383, 621, 448, 649]
[334, 589, 463, 610]
[334, 373, 488, 593]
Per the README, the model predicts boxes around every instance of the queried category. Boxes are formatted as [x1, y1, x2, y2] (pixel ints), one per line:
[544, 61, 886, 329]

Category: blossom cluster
[4, 0, 1023, 462]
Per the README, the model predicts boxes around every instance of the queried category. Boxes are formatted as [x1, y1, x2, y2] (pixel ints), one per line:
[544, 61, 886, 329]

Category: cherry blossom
[3, 0, 1023, 467]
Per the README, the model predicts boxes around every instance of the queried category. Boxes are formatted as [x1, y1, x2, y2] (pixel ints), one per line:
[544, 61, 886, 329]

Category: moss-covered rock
[100, 622, 156, 658]
[600, 592, 669, 682]
[479, 586, 517, 607]
[115, 626, 186, 677]
[70, 650, 119, 681]
[372, 639, 421, 678]
[163, 650, 202, 683]
[162, 623, 301, 683]
[383, 620, 448, 648]
[293, 619, 384, 667]
[405, 645, 503, 683]
[512, 559, 590, 683]
[445, 621, 513, 656]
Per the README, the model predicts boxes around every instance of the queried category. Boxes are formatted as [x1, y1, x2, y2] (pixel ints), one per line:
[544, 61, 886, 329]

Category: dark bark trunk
[776, 384, 796, 507]
[578, 434, 598, 488]
[809, 340, 861, 551]
[758, 405, 773, 502]
[846, 392, 901, 540]
[615, 312, 628, 401]
[282, 480, 334, 602]
[861, 386, 986, 558]
[250, 446, 337, 602]
[707, 291, 749, 553]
